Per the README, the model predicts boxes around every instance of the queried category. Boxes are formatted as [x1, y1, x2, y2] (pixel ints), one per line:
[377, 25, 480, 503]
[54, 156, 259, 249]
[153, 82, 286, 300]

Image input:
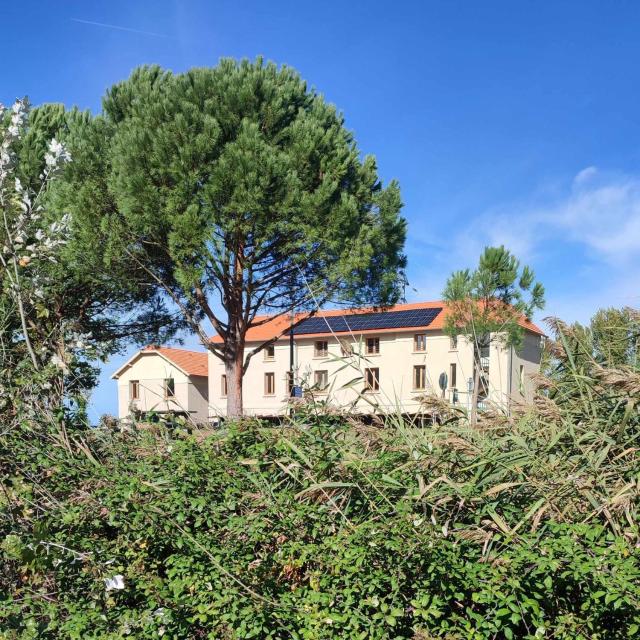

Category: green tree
[62, 59, 407, 416]
[0, 100, 177, 419]
[442, 245, 545, 424]
[591, 307, 640, 368]
[542, 308, 640, 410]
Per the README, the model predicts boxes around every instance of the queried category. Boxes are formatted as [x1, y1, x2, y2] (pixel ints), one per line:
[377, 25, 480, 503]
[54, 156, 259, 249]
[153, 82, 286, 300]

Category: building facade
[112, 346, 209, 422]
[208, 302, 544, 418]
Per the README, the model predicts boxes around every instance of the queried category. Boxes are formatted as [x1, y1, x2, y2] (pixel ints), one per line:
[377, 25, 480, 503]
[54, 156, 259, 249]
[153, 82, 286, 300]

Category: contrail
[71, 18, 171, 39]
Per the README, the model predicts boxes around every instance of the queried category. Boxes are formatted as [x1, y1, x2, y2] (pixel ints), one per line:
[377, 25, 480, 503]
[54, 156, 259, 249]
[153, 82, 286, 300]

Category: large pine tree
[61, 59, 407, 416]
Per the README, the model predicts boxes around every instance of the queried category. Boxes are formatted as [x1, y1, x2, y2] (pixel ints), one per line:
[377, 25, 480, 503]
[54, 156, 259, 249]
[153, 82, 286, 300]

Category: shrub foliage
[2, 320, 639, 639]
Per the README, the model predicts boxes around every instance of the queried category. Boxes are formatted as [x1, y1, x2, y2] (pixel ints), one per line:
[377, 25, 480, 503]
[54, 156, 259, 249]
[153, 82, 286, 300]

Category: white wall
[115, 353, 209, 422]
[510, 331, 543, 404]
[208, 330, 539, 417]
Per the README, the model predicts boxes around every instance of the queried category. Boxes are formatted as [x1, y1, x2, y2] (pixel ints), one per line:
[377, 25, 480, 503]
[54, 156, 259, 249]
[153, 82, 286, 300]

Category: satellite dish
[438, 372, 448, 391]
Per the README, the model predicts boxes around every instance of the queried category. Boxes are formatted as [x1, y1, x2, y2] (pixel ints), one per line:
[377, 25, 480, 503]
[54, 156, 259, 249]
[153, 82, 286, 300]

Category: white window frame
[314, 340, 328, 358]
[366, 337, 380, 355]
[314, 369, 329, 392]
[413, 365, 426, 390]
[164, 378, 175, 399]
[264, 372, 276, 396]
[364, 367, 380, 392]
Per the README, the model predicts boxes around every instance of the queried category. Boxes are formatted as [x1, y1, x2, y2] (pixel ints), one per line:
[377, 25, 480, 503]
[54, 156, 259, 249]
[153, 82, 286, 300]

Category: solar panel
[289, 308, 443, 335]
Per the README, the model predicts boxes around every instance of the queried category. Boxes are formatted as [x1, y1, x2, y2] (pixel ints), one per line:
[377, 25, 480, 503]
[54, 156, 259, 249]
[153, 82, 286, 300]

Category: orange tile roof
[210, 301, 545, 344]
[141, 346, 208, 377]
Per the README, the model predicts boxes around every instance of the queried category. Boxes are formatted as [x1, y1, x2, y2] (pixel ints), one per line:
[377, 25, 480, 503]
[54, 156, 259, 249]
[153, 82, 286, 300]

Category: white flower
[104, 574, 125, 592]
[45, 138, 71, 167]
[50, 354, 68, 371]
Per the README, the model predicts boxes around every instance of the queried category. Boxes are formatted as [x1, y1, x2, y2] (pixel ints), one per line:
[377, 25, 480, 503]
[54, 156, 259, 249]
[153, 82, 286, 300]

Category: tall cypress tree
[63, 59, 407, 416]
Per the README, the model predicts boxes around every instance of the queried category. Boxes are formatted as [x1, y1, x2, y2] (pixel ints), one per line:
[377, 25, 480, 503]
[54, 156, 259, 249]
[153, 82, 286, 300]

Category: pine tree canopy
[97, 60, 406, 333]
[55, 58, 408, 413]
[443, 245, 545, 350]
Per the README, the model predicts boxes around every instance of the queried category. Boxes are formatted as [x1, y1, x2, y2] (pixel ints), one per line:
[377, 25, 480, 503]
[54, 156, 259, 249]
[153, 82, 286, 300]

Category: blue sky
[2, 1, 640, 420]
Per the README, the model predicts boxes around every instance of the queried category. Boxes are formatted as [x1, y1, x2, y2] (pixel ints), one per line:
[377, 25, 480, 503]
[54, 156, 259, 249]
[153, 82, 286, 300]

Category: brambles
[1, 317, 638, 639]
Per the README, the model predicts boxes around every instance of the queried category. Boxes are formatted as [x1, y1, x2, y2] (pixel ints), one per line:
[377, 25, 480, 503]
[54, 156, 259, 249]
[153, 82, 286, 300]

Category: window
[264, 372, 275, 396]
[314, 370, 329, 391]
[364, 367, 380, 392]
[314, 340, 328, 358]
[340, 340, 353, 357]
[449, 363, 457, 389]
[450, 335, 458, 350]
[164, 378, 175, 398]
[264, 344, 275, 361]
[519, 365, 525, 394]
[414, 334, 426, 352]
[366, 337, 380, 355]
[221, 374, 227, 397]
[413, 365, 426, 390]
[129, 380, 140, 400]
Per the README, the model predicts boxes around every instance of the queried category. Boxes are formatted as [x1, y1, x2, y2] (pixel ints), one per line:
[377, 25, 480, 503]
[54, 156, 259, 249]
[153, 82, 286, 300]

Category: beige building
[112, 346, 209, 422]
[208, 301, 544, 418]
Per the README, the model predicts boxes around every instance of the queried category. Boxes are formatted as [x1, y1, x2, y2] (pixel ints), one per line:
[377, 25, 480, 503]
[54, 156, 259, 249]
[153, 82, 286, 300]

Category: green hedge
[1, 411, 638, 639]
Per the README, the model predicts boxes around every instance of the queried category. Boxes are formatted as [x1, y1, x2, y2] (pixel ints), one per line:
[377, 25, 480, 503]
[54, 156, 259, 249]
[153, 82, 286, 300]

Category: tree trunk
[225, 348, 244, 418]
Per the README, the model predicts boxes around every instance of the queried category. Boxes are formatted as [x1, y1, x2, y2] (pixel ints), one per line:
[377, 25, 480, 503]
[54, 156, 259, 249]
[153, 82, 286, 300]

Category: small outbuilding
[111, 346, 209, 423]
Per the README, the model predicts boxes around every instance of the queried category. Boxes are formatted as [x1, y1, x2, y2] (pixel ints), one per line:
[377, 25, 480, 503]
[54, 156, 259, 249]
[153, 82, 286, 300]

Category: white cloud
[573, 165, 598, 186]
[406, 166, 640, 321]
[453, 167, 640, 267]
[551, 173, 640, 263]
